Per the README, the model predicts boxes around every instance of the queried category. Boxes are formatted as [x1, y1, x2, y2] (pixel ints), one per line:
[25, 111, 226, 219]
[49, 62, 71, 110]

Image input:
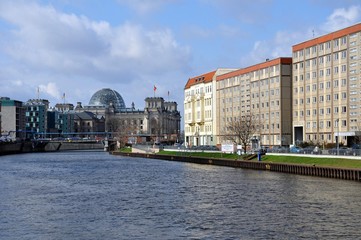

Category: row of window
[294, 66, 349, 82]
[293, 34, 356, 58]
[305, 119, 347, 129]
[294, 79, 347, 92]
[294, 106, 347, 117]
[294, 93, 348, 104]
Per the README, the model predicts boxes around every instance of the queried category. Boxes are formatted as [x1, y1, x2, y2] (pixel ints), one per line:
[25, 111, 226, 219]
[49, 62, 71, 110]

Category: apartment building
[216, 58, 292, 148]
[0, 97, 26, 139]
[23, 99, 49, 138]
[292, 23, 361, 146]
[184, 69, 237, 147]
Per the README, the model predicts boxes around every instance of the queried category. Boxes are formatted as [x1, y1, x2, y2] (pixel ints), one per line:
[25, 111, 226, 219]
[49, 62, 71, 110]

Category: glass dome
[88, 88, 126, 112]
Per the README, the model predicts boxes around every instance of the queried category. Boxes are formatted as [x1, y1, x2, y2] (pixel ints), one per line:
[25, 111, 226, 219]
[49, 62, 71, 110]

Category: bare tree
[223, 113, 261, 154]
[106, 117, 138, 149]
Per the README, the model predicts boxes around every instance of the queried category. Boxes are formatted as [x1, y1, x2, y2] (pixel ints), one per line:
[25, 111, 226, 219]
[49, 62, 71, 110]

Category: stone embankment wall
[54, 142, 104, 151]
[112, 152, 361, 182]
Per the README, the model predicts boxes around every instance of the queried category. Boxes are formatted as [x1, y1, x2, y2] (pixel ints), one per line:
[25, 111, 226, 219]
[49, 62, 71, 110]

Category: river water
[0, 151, 361, 240]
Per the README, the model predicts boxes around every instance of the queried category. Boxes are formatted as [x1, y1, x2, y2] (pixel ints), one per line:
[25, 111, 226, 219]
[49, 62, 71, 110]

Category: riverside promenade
[112, 151, 361, 182]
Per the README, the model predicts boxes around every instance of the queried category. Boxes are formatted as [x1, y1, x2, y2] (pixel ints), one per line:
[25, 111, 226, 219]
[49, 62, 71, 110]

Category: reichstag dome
[88, 88, 126, 112]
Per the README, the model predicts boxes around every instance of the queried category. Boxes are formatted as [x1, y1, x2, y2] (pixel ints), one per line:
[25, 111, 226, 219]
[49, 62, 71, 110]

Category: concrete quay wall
[111, 152, 361, 182]
[53, 141, 104, 151]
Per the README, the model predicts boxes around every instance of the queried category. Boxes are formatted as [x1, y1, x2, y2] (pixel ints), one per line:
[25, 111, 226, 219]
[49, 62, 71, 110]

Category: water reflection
[0, 151, 361, 239]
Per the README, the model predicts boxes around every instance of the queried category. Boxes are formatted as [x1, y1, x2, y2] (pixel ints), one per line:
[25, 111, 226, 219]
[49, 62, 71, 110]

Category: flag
[168, 91, 170, 96]
[154, 85, 157, 91]
[62, 93, 65, 99]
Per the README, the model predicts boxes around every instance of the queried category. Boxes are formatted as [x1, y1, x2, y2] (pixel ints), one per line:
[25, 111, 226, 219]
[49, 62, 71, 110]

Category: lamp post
[336, 118, 339, 156]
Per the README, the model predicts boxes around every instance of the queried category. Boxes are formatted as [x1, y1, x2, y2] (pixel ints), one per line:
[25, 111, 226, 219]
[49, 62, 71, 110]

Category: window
[341, 65, 346, 72]
[319, 56, 324, 64]
[334, 93, 339, 100]
[342, 120, 347, 127]
[312, 84, 317, 91]
[341, 36, 347, 45]
[326, 41, 331, 49]
[334, 80, 339, 87]
[319, 69, 324, 77]
[319, 44, 324, 51]
[326, 55, 331, 62]
[334, 39, 339, 47]
[326, 81, 331, 89]
[341, 51, 347, 59]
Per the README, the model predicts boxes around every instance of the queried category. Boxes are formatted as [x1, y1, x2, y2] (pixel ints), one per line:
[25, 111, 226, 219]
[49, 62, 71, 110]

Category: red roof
[217, 57, 292, 81]
[293, 23, 361, 51]
[184, 70, 217, 89]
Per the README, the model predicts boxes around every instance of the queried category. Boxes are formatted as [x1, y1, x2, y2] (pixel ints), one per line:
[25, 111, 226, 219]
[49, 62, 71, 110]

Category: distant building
[55, 103, 74, 112]
[73, 111, 105, 137]
[0, 97, 26, 139]
[23, 99, 49, 138]
[75, 88, 181, 144]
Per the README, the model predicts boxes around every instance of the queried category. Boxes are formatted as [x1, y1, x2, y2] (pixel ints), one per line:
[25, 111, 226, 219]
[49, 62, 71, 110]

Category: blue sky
[1, 0, 361, 113]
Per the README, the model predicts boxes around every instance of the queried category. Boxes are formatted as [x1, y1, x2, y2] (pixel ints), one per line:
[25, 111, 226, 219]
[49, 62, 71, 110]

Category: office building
[292, 23, 361, 146]
[216, 58, 293, 148]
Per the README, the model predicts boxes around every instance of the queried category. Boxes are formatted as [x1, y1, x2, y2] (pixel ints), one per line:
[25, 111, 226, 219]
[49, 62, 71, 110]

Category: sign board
[221, 144, 234, 153]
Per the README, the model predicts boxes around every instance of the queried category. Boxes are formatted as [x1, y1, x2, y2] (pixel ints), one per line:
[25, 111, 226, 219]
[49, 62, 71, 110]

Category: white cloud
[39, 82, 61, 99]
[321, 5, 361, 32]
[116, 0, 177, 15]
[0, 1, 191, 106]
[240, 5, 361, 67]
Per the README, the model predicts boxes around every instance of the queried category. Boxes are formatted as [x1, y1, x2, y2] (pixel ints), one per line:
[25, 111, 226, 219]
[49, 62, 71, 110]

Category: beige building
[184, 69, 237, 147]
[292, 23, 361, 146]
[216, 58, 293, 148]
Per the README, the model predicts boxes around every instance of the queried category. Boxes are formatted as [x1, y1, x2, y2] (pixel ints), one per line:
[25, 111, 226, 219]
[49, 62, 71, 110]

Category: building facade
[0, 97, 26, 139]
[23, 99, 49, 138]
[216, 58, 293, 148]
[76, 88, 181, 144]
[292, 23, 361, 146]
[184, 69, 238, 147]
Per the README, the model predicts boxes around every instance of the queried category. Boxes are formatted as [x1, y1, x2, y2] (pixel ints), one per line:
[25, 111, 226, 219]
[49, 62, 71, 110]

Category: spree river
[1, 151, 361, 240]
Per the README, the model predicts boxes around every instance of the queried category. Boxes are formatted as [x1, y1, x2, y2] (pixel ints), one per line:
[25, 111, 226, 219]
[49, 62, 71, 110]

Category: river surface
[1, 151, 361, 240]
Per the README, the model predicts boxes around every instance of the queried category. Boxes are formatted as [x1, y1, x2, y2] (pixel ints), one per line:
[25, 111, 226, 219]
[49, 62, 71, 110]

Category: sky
[1, 0, 361, 114]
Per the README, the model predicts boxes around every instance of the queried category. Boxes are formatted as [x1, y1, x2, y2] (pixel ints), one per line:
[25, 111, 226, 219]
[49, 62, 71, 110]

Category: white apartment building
[184, 69, 237, 147]
[292, 23, 361, 146]
[216, 58, 293, 148]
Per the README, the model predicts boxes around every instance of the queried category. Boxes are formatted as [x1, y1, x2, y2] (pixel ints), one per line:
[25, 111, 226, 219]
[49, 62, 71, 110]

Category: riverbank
[111, 151, 361, 182]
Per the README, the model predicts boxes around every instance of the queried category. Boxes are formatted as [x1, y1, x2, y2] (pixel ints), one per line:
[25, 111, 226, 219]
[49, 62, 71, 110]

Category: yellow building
[292, 23, 361, 146]
[184, 69, 237, 147]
